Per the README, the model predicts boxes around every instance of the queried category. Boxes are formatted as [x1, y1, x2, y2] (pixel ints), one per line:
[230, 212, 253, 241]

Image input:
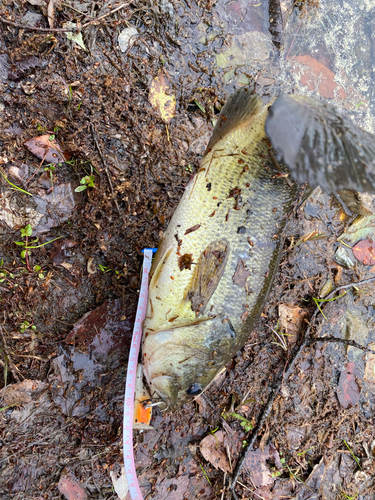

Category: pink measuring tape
[123, 248, 155, 500]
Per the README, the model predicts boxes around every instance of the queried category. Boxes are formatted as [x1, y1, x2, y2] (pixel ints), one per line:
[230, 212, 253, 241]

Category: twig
[229, 275, 375, 495]
[91, 123, 121, 216]
[24, 235, 32, 272]
[12, 353, 46, 361]
[310, 335, 375, 355]
[0, 326, 23, 382]
[0, 2, 132, 33]
[221, 472, 227, 500]
[285, 20, 302, 60]
[61, 2, 94, 18]
[81, 2, 132, 28]
[0, 18, 70, 32]
[25, 151, 48, 186]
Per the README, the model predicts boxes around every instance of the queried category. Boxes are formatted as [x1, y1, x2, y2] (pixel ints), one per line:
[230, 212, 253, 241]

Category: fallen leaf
[149, 69, 176, 124]
[8, 55, 44, 80]
[24, 134, 66, 163]
[242, 444, 282, 487]
[290, 55, 347, 99]
[60, 262, 73, 270]
[364, 342, 375, 383]
[352, 239, 375, 265]
[3, 379, 48, 406]
[334, 246, 355, 269]
[109, 465, 129, 500]
[337, 362, 361, 409]
[200, 430, 231, 473]
[58, 469, 87, 500]
[259, 423, 270, 452]
[64, 22, 87, 51]
[118, 26, 138, 53]
[0, 53, 9, 81]
[49, 238, 77, 265]
[279, 303, 308, 343]
[47, 0, 55, 28]
[257, 75, 276, 87]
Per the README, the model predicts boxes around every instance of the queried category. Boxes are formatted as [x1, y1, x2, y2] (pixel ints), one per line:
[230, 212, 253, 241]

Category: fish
[141, 89, 298, 409]
[141, 88, 375, 409]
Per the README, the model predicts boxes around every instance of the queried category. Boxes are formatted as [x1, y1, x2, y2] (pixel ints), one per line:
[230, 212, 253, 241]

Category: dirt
[0, 1, 375, 499]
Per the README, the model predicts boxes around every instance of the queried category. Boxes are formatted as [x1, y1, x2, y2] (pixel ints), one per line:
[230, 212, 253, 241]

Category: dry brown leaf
[337, 362, 361, 409]
[352, 239, 375, 265]
[24, 134, 67, 163]
[47, 0, 55, 28]
[279, 303, 308, 344]
[199, 430, 231, 473]
[3, 379, 48, 406]
[149, 69, 176, 124]
[364, 342, 375, 383]
[242, 445, 282, 487]
[259, 422, 269, 452]
[58, 468, 87, 500]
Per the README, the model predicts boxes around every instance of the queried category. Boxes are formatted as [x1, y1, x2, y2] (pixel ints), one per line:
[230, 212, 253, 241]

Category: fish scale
[142, 90, 298, 408]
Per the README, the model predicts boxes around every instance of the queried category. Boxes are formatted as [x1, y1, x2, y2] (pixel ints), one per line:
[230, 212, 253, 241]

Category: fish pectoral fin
[184, 240, 230, 314]
[149, 245, 173, 289]
[265, 93, 375, 197]
[205, 88, 262, 153]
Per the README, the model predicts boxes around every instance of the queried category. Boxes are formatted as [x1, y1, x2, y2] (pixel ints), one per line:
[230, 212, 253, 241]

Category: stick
[0, 325, 23, 382]
[90, 123, 121, 216]
[0, 2, 132, 33]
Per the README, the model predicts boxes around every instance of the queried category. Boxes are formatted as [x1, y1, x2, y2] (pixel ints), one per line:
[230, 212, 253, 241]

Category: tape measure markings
[123, 248, 154, 500]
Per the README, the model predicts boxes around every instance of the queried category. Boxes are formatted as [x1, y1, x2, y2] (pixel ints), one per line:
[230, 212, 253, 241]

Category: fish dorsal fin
[184, 240, 230, 315]
[265, 93, 375, 195]
[206, 88, 263, 152]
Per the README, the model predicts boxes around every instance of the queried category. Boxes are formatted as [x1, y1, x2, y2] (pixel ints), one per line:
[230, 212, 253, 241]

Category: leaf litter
[0, 0, 375, 499]
[149, 69, 176, 124]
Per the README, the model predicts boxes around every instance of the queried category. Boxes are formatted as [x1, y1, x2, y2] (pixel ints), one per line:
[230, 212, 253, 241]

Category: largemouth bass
[142, 89, 375, 409]
[142, 89, 298, 408]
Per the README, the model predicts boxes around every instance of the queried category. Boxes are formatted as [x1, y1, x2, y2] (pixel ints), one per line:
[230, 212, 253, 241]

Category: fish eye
[186, 383, 202, 396]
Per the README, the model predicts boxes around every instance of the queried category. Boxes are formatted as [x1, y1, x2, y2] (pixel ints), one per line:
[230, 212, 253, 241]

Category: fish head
[142, 316, 238, 409]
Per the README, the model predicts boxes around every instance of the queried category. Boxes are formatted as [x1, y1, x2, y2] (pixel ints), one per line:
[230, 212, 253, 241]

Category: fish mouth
[142, 316, 239, 408]
[142, 370, 178, 408]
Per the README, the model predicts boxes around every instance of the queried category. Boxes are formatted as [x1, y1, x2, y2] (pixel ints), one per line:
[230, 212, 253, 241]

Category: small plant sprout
[44, 163, 56, 190]
[15, 224, 62, 271]
[313, 291, 349, 320]
[98, 264, 112, 273]
[268, 323, 289, 351]
[341, 490, 358, 500]
[343, 440, 361, 468]
[229, 413, 253, 432]
[186, 164, 193, 173]
[194, 100, 206, 113]
[0, 170, 33, 196]
[199, 463, 211, 486]
[20, 320, 37, 333]
[75, 170, 96, 192]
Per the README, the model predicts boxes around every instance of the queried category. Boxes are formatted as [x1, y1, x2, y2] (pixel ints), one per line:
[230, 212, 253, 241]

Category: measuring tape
[123, 248, 156, 500]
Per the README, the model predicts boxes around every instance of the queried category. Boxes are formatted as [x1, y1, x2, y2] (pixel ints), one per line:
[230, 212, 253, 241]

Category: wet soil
[0, 1, 375, 499]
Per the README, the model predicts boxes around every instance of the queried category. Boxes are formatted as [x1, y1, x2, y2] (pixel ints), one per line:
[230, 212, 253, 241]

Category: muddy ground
[0, 0, 375, 499]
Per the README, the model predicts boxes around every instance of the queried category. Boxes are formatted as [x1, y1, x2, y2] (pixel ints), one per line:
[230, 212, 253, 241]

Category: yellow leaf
[149, 69, 176, 124]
